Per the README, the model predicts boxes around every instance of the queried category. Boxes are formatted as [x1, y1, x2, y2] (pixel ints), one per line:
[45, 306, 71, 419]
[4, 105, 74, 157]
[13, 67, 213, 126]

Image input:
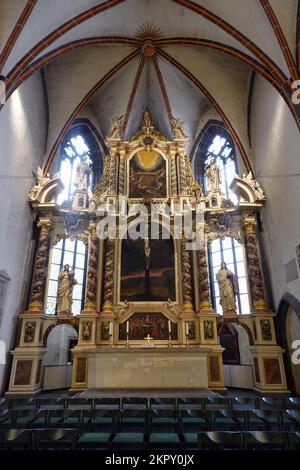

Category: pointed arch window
[45, 238, 87, 316]
[209, 237, 250, 315]
[194, 123, 238, 204]
[57, 124, 104, 206]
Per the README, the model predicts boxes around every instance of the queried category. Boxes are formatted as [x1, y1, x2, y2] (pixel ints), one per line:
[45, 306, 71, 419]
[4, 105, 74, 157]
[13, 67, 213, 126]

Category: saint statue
[143, 108, 152, 128]
[109, 115, 124, 139]
[57, 264, 77, 314]
[205, 163, 222, 192]
[75, 157, 92, 192]
[216, 262, 238, 315]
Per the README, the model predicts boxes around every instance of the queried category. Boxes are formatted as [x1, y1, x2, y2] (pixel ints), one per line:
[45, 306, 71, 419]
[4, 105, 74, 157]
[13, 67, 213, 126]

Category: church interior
[0, 0, 300, 452]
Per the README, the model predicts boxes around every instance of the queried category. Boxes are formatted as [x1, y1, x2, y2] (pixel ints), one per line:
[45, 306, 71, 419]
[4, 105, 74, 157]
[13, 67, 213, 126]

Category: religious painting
[209, 356, 220, 383]
[263, 358, 282, 385]
[129, 150, 166, 198]
[121, 237, 175, 302]
[118, 313, 178, 341]
[14, 360, 33, 386]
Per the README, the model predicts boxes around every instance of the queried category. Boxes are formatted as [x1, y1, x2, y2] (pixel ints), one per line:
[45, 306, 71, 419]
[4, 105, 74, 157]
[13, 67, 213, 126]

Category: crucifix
[144, 334, 153, 343]
[144, 236, 151, 298]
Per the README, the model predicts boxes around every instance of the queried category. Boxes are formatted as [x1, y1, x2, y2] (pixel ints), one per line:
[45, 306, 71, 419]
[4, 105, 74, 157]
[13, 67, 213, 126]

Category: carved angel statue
[171, 116, 188, 140]
[108, 115, 124, 139]
[28, 167, 52, 201]
[205, 162, 222, 192]
[243, 171, 265, 200]
[143, 108, 153, 128]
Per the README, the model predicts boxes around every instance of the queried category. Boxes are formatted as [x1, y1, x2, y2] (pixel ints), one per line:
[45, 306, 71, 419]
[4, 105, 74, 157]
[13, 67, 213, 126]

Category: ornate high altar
[7, 115, 288, 395]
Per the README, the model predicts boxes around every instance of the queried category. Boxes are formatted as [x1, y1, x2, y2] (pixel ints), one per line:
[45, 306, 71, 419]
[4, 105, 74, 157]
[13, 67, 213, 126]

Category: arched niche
[277, 293, 300, 394]
[42, 323, 78, 391]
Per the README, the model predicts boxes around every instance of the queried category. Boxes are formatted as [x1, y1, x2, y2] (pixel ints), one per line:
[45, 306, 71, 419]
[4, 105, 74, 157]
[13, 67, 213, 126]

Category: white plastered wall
[0, 72, 46, 393]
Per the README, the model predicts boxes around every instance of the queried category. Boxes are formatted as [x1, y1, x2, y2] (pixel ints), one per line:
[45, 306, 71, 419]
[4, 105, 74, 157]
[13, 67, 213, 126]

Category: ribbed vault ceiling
[0, 0, 299, 172]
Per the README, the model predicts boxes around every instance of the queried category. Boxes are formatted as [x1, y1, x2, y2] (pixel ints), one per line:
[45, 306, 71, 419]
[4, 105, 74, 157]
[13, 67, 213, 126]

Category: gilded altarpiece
[6, 118, 288, 395]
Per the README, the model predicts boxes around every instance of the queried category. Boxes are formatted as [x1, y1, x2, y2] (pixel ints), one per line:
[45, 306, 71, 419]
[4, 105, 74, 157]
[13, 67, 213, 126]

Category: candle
[109, 322, 113, 336]
[126, 321, 129, 334]
[185, 322, 189, 335]
[168, 320, 171, 334]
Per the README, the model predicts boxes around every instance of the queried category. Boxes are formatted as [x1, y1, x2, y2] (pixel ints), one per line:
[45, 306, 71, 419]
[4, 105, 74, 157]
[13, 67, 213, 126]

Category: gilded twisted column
[170, 152, 178, 197]
[243, 215, 268, 311]
[108, 151, 118, 195]
[118, 152, 126, 196]
[181, 241, 194, 313]
[28, 218, 53, 312]
[197, 245, 213, 311]
[84, 221, 99, 312]
[102, 240, 115, 312]
[178, 152, 188, 195]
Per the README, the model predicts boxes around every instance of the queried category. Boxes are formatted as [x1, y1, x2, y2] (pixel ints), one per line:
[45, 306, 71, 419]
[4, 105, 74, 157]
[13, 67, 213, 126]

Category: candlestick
[185, 322, 189, 335]
[109, 322, 113, 336]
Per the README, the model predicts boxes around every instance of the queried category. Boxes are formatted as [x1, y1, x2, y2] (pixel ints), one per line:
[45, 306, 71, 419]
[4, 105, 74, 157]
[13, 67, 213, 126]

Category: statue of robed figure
[57, 264, 77, 314]
[216, 262, 238, 315]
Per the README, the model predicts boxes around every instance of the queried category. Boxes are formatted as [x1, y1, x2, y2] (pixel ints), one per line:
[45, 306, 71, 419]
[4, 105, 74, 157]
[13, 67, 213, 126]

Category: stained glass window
[209, 237, 250, 315]
[45, 238, 87, 315]
[57, 134, 93, 206]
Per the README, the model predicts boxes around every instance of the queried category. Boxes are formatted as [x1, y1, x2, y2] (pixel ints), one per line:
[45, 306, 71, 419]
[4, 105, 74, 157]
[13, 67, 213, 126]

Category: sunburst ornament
[136, 22, 164, 41]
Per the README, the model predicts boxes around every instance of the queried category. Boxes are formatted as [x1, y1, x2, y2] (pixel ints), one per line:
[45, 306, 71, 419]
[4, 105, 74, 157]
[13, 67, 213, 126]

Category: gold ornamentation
[185, 155, 203, 199]
[162, 299, 180, 317]
[28, 218, 53, 311]
[116, 300, 133, 320]
[90, 155, 111, 210]
[136, 23, 164, 41]
[171, 117, 188, 140]
[82, 321, 92, 341]
[24, 322, 36, 343]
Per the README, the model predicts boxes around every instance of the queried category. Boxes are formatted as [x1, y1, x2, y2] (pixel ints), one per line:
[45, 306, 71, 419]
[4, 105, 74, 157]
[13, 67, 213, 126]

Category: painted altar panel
[120, 238, 176, 301]
[129, 150, 167, 198]
[118, 313, 178, 340]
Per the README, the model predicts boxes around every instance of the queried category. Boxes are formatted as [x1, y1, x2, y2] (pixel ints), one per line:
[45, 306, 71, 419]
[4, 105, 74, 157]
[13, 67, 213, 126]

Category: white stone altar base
[86, 347, 211, 389]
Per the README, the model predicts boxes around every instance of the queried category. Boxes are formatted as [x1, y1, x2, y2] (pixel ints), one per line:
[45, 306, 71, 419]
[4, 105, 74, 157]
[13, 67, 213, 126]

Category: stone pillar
[84, 221, 99, 312]
[102, 239, 115, 313]
[178, 152, 188, 195]
[181, 241, 194, 313]
[242, 215, 268, 312]
[28, 217, 53, 313]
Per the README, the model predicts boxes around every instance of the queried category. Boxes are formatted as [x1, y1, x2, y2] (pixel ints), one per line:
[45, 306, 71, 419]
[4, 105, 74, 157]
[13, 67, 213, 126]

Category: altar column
[108, 150, 118, 195]
[242, 214, 268, 312]
[102, 239, 115, 313]
[84, 221, 99, 313]
[197, 226, 213, 313]
[181, 240, 194, 314]
[178, 151, 188, 195]
[118, 149, 126, 196]
[28, 217, 53, 313]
